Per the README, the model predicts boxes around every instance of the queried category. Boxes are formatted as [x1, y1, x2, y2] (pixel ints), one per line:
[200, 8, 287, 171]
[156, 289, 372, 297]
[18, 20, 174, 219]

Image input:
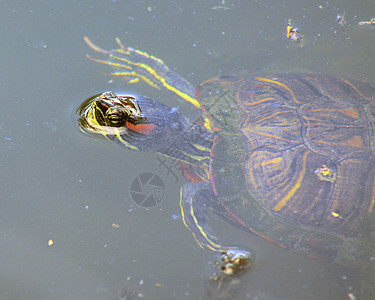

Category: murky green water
[1, 1, 375, 299]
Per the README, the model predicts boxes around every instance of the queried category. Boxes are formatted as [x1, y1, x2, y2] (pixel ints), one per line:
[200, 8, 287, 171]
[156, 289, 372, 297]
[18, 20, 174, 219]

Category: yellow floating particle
[315, 164, 337, 182]
[331, 212, 341, 218]
[321, 166, 330, 176]
[112, 223, 120, 228]
[347, 292, 356, 300]
[47, 239, 54, 246]
[287, 19, 293, 38]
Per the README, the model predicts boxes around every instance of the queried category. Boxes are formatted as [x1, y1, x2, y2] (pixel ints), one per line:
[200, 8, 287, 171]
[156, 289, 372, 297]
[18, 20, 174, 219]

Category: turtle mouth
[77, 91, 147, 136]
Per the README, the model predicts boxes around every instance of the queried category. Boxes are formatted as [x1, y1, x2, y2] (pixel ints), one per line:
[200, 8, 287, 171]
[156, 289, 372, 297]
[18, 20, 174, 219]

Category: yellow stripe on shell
[249, 154, 284, 192]
[243, 97, 275, 106]
[244, 128, 300, 144]
[253, 157, 283, 168]
[255, 77, 300, 104]
[342, 79, 374, 101]
[273, 151, 308, 212]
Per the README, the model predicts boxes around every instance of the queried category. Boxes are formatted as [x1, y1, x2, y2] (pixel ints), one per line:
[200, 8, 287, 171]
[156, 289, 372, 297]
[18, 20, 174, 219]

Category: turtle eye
[108, 114, 121, 124]
[106, 108, 127, 127]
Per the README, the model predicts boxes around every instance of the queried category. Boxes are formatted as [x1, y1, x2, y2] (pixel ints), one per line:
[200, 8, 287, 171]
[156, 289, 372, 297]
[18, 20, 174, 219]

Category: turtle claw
[203, 249, 252, 299]
[212, 249, 252, 278]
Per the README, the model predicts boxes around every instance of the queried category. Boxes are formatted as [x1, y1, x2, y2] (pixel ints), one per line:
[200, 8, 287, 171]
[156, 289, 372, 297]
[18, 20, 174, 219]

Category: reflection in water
[113, 284, 144, 300]
[202, 277, 243, 300]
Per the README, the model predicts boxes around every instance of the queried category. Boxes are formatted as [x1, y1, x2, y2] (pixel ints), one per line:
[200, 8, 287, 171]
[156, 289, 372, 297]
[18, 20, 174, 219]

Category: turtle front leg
[180, 181, 252, 277]
[84, 37, 199, 108]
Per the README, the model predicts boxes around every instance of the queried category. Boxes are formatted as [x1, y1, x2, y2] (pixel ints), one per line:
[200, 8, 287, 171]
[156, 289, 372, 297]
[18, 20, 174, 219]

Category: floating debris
[336, 12, 347, 27]
[358, 18, 375, 26]
[286, 19, 304, 45]
[347, 292, 356, 300]
[314, 164, 337, 182]
[211, 6, 229, 10]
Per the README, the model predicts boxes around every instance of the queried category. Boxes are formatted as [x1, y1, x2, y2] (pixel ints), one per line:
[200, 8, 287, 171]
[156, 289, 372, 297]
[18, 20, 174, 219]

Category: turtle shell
[196, 73, 375, 265]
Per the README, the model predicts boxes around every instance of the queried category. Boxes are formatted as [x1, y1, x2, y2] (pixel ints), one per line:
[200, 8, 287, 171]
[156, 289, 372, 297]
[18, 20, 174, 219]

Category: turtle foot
[203, 249, 252, 300]
[212, 249, 252, 279]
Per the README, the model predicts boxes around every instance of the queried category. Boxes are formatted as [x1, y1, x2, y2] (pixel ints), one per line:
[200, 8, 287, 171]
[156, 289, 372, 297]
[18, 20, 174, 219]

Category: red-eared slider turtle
[78, 38, 375, 281]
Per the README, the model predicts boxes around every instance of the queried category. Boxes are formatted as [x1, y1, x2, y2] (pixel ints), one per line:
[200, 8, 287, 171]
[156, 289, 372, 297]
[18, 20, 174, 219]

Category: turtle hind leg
[180, 182, 252, 277]
[180, 182, 220, 250]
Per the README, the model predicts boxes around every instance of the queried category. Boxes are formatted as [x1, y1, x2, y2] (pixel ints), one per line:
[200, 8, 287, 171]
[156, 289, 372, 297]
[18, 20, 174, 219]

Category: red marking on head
[126, 121, 157, 134]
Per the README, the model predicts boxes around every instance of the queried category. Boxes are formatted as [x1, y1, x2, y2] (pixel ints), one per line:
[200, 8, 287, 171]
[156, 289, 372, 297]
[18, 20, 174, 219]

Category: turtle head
[77, 91, 170, 151]
[78, 91, 147, 135]
[77, 92, 214, 163]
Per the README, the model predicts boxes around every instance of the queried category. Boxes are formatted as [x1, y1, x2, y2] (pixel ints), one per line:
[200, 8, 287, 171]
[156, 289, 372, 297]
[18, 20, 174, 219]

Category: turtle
[78, 37, 375, 280]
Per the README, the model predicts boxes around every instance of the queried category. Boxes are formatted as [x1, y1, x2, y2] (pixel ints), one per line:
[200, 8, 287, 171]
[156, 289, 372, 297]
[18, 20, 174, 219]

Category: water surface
[1, 1, 375, 299]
